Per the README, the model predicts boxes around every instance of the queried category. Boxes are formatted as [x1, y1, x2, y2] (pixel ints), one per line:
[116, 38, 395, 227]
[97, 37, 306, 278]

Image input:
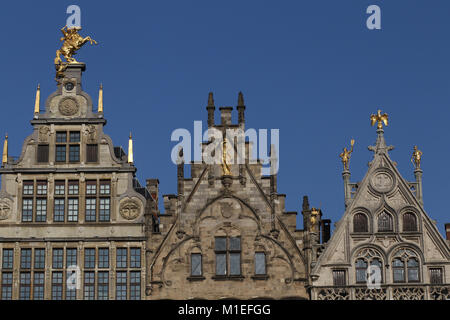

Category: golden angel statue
[339, 139, 355, 171]
[54, 26, 97, 77]
[310, 208, 320, 231]
[370, 110, 388, 129]
[411, 145, 423, 169]
[221, 138, 232, 176]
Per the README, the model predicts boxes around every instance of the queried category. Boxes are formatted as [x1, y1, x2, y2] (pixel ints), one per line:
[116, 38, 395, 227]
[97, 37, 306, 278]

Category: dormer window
[55, 131, 80, 163]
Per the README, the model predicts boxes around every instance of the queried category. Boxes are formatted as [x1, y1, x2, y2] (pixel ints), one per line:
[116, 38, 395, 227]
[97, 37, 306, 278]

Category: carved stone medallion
[0, 199, 11, 220]
[370, 170, 395, 194]
[58, 97, 79, 116]
[119, 199, 141, 220]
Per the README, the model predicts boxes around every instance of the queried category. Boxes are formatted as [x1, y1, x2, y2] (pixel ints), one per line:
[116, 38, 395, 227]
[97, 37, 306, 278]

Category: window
[393, 258, 405, 282]
[37, 144, 49, 163]
[33, 272, 45, 300]
[86, 180, 97, 195]
[100, 180, 110, 195]
[54, 198, 65, 222]
[215, 236, 241, 276]
[2, 249, 13, 269]
[84, 272, 95, 300]
[52, 272, 63, 300]
[99, 198, 110, 222]
[191, 253, 202, 276]
[66, 269, 77, 300]
[36, 181, 47, 195]
[255, 252, 266, 275]
[56, 145, 66, 162]
[55, 180, 65, 195]
[333, 269, 346, 286]
[355, 258, 368, 283]
[97, 271, 109, 300]
[68, 198, 78, 222]
[116, 271, 127, 300]
[98, 248, 109, 268]
[20, 249, 32, 269]
[378, 211, 393, 232]
[86, 144, 98, 163]
[36, 198, 47, 222]
[403, 213, 417, 232]
[34, 249, 45, 269]
[85, 198, 96, 222]
[130, 248, 141, 268]
[23, 181, 34, 195]
[70, 131, 80, 142]
[1, 273, 13, 300]
[116, 248, 127, 269]
[19, 272, 31, 300]
[392, 248, 420, 283]
[66, 248, 77, 267]
[68, 180, 79, 195]
[22, 198, 33, 222]
[354, 213, 368, 232]
[69, 145, 80, 162]
[53, 248, 64, 269]
[84, 249, 95, 269]
[130, 271, 140, 300]
[56, 132, 67, 143]
[430, 268, 443, 285]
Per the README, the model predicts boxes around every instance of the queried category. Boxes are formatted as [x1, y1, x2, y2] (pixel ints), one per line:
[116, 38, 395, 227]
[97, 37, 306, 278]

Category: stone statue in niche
[38, 126, 50, 142]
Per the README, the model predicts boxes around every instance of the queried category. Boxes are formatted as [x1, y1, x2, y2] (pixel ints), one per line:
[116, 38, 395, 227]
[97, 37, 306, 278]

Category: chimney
[446, 223, 450, 241]
[219, 107, 233, 125]
[321, 219, 331, 243]
[146, 179, 159, 208]
[237, 91, 245, 129]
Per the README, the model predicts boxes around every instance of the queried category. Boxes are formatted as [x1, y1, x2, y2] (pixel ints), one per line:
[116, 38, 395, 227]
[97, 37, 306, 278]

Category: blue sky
[0, 1, 449, 236]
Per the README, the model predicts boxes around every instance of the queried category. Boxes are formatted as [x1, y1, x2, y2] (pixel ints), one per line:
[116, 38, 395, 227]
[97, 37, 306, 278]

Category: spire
[34, 84, 40, 114]
[207, 92, 214, 107]
[128, 132, 133, 164]
[2, 133, 8, 166]
[368, 110, 394, 155]
[237, 91, 245, 107]
[206, 92, 215, 127]
[98, 83, 103, 113]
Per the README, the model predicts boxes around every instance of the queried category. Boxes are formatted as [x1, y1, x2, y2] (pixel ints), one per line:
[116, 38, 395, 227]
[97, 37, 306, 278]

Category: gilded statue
[411, 145, 423, 169]
[370, 110, 388, 129]
[54, 26, 97, 77]
[339, 139, 355, 171]
[310, 208, 320, 231]
[221, 138, 232, 176]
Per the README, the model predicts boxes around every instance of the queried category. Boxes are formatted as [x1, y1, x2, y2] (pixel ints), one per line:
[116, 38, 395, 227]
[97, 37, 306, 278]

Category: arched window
[378, 211, 393, 232]
[403, 213, 417, 232]
[392, 248, 420, 283]
[353, 213, 368, 233]
[354, 248, 384, 284]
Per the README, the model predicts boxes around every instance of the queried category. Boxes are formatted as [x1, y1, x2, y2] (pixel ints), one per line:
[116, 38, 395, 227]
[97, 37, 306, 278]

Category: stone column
[414, 168, 423, 206]
[342, 170, 351, 208]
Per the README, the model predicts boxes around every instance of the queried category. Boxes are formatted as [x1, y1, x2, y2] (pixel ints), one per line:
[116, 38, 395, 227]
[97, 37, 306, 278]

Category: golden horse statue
[54, 26, 97, 77]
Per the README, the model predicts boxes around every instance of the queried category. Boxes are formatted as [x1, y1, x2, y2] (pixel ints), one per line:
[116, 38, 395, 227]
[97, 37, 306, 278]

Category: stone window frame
[391, 248, 421, 284]
[213, 236, 243, 279]
[21, 180, 48, 223]
[55, 130, 81, 164]
[85, 179, 111, 223]
[353, 247, 385, 285]
[429, 267, 444, 285]
[377, 211, 394, 233]
[353, 212, 369, 233]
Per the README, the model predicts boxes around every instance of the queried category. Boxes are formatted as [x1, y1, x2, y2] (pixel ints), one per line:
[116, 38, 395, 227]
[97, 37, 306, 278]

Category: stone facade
[146, 93, 321, 300]
[0, 63, 157, 300]
[309, 126, 450, 300]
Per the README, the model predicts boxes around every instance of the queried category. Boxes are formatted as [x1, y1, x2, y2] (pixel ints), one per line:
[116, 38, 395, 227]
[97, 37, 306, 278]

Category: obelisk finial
[128, 132, 133, 164]
[34, 84, 40, 114]
[98, 83, 103, 113]
[2, 133, 8, 166]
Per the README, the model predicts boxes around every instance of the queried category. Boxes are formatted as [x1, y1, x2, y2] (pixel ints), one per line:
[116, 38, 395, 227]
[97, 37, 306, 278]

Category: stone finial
[207, 92, 214, 107]
[237, 91, 245, 107]
[302, 196, 310, 211]
[34, 84, 40, 114]
[2, 133, 8, 166]
[98, 83, 103, 113]
[206, 92, 215, 127]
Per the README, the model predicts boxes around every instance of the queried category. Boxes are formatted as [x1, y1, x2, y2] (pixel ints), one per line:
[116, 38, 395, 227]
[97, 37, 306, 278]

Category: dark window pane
[53, 248, 64, 269]
[215, 237, 226, 251]
[2, 249, 14, 269]
[229, 237, 241, 251]
[20, 249, 31, 269]
[84, 272, 95, 300]
[354, 213, 368, 232]
[34, 249, 45, 269]
[68, 181, 79, 195]
[86, 144, 98, 163]
[130, 271, 141, 300]
[51, 272, 63, 300]
[430, 268, 443, 285]
[66, 248, 77, 267]
[56, 145, 66, 162]
[19, 272, 31, 300]
[98, 248, 109, 268]
[23, 181, 34, 195]
[1, 273, 13, 300]
[36, 181, 47, 195]
[22, 199, 33, 222]
[84, 248, 95, 269]
[378, 212, 393, 232]
[54, 198, 65, 222]
[99, 180, 110, 195]
[403, 213, 417, 232]
[116, 248, 127, 268]
[230, 253, 241, 275]
[68, 198, 78, 222]
[99, 198, 110, 222]
[55, 180, 65, 195]
[33, 272, 45, 300]
[86, 181, 97, 195]
[191, 253, 202, 276]
[333, 269, 346, 286]
[216, 253, 226, 275]
[69, 132, 80, 142]
[56, 132, 67, 143]
[255, 252, 266, 275]
[97, 271, 109, 300]
[85, 198, 96, 222]
[69, 145, 80, 162]
[130, 248, 141, 268]
[36, 198, 47, 222]
[116, 272, 127, 300]
[37, 145, 49, 163]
